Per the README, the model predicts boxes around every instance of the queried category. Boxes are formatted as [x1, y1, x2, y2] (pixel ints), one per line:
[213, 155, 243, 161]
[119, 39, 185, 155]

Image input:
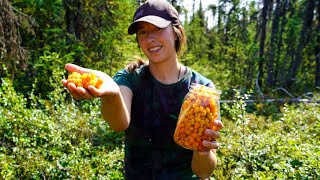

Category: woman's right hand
[61, 63, 120, 100]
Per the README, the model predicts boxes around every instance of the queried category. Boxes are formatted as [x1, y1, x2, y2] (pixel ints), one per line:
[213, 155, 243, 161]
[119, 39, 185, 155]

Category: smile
[148, 46, 162, 53]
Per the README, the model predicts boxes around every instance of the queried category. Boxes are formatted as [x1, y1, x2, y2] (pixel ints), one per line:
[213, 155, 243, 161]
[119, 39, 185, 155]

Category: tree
[64, 0, 82, 65]
[257, 0, 270, 90]
[316, 0, 320, 87]
[3, 0, 319, 98]
[6, 0, 137, 98]
[0, 0, 29, 80]
[286, 0, 315, 87]
[275, 0, 289, 87]
[266, 0, 281, 87]
[184, 0, 210, 64]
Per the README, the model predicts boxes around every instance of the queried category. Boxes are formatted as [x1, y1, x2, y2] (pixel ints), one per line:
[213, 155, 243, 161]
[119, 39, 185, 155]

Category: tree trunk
[276, 0, 289, 86]
[286, 0, 315, 87]
[257, 0, 270, 89]
[0, 0, 28, 80]
[316, 0, 320, 87]
[217, 0, 224, 36]
[267, 0, 280, 87]
[64, 0, 81, 65]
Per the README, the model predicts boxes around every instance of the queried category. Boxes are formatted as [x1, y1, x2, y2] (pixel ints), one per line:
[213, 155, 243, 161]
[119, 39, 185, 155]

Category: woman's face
[136, 22, 177, 64]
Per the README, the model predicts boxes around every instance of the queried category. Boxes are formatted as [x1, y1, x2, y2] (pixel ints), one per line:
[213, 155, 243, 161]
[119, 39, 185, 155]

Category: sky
[182, 0, 219, 28]
[182, 0, 255, 28]
[183, 0, 218, 12]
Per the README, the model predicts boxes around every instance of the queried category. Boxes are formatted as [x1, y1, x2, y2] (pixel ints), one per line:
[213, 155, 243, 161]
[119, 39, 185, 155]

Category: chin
[149, 58, 167, 65]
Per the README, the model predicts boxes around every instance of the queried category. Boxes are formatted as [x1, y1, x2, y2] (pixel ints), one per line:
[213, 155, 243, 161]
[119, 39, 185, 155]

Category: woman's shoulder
[187, 67, 215, 88]
[114, 65, 147, 77]
[113, 65, 148, 89]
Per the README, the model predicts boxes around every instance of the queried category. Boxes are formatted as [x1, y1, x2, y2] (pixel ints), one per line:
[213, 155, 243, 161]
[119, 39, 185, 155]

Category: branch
[272, 87, 295, 98]
[297, 92, 313, 99]
[220, 98, 316, 104]
[11, 6, 36, 26]
[255, 71, 264, 99]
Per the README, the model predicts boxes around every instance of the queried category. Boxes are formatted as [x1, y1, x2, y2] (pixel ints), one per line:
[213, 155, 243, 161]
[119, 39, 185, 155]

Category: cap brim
[128, 16, 171, 35]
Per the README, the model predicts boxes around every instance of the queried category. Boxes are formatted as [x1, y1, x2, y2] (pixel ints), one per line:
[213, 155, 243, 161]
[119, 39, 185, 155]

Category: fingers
[203, 140, 219, 150]
[87, 85, 104, 97]
[62, 80, 81, 99]
[64, 82, 94, 100]
[76, 87, 94, 99]
[213, 120, 224, 131]
[62, 63, 104, 99]
[196, 150, 210, 156]
[196, 140, 219, 156]
[65, 63, 92, 74]
[61, 79, 68, 87]
[205, 129, 220, 140]
[66, 83, 83, 100]
[201, 128, 221, 150]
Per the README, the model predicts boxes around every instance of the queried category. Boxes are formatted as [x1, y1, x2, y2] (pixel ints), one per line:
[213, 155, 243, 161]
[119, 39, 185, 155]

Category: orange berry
[174, 84, 221, 151]
[67, 72, 103, 89]
[96, 78, 103, 88]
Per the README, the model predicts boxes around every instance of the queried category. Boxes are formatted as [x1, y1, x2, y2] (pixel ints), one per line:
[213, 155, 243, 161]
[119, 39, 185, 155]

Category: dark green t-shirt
[113, 65, 214, 180]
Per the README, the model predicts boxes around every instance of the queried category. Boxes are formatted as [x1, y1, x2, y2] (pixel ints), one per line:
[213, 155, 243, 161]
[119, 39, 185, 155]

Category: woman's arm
[191, 120, 223, 179]
[100, 86, 132, 132]
[192, 150, 217, 179]
[62, 63, 132, 132]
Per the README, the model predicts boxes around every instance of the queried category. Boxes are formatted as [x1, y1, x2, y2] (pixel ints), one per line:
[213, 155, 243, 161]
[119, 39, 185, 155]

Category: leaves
[216, 90, 320, 178]
[0, 76, 124, 179]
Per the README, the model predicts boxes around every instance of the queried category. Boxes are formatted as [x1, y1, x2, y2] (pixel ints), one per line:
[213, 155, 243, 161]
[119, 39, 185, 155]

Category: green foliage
[184, 11, 210, 65]
[0, 74, 124, 179]
[96, 0, 141, 75]
[13, 51, 74, 100]
[214, 90, 320, 179]
[2, 74, 319, 178]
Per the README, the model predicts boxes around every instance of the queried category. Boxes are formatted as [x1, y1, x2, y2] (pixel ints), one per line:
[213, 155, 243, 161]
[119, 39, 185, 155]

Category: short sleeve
[190, 69, 215, 89]
[113, 69, 133, 90]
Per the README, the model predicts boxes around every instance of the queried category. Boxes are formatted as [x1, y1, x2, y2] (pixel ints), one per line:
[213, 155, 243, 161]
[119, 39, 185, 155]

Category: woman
[62, 0, 223, 179]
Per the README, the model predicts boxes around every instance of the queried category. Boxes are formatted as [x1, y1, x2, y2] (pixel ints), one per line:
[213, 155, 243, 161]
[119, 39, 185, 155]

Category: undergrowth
[1, 77, 319, 179]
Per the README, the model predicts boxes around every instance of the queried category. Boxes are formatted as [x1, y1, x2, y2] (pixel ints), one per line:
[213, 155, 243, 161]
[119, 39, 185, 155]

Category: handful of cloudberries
[67, 72, 103, 89]
[174, 83, 221, 151]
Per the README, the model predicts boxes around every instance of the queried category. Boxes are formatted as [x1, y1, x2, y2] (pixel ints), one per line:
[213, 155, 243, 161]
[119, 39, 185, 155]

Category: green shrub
[1, 73, 319, 179]
[214, 90, 320, 179]
[0, 71, 125, 179]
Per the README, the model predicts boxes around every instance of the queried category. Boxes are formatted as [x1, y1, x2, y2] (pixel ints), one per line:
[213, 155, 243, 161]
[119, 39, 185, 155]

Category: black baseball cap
[128, 0, 180, 35]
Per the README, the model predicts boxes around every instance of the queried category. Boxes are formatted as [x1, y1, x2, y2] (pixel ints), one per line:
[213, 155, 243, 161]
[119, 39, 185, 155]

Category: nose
[146, 31, 156, 43]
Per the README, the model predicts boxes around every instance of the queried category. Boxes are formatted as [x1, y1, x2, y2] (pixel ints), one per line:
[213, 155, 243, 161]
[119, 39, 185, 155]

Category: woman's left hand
[191, 119, 223, 178]
[197, 120, 223, 155]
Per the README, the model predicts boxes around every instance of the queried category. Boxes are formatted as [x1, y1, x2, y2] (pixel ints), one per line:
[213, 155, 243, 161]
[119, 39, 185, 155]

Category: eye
[137, 30, 146, 37]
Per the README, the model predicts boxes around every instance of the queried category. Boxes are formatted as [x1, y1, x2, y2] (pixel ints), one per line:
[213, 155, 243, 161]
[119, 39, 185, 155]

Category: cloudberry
[174, 83, 221, 151]
[67, 72, 103, 89]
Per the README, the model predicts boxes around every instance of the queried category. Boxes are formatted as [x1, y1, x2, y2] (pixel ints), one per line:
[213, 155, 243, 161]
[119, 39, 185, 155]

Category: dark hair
[125, 56, 148, 73]
[173, 24, 187, 56]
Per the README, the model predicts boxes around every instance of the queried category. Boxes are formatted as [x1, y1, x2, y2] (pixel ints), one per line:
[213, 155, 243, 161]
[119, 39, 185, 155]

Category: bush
[0, 70, 125, 179]
[1, 72, 319, 179]
[214, 90, 320, 179]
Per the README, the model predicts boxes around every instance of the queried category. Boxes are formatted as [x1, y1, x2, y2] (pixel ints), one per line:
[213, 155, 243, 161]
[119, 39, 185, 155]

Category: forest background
[0, 0, 319, 179]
